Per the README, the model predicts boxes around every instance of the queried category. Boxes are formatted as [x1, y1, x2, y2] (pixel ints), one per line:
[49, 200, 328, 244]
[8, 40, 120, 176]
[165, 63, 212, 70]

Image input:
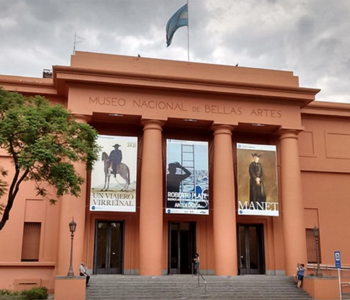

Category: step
[86, 275, 313, 300]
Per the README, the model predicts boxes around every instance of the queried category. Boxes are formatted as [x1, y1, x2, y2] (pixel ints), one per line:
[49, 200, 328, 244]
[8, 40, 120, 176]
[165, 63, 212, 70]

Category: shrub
[20, 287, 48, 300]
[0, 290, 21, 296]
[0, 289, 21, 299]
[0, 290, 12, 296]
[0, 287, 48, 300]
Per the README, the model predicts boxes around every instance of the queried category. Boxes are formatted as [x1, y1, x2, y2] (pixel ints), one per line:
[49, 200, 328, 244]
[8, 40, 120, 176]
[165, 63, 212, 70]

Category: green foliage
[20, 287, 48, 300]
[0, 289, 12, 295]
[0, 289, 21, 299]
[0, 287, 48, 299]
[0, 87, 100, 230]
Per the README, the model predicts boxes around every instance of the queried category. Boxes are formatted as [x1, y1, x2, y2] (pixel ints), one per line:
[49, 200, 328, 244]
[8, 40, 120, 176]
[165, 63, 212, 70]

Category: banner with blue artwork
[237, 143, 279, 216]
[90, 135, 137, 212]
[166, 139, 209, 215]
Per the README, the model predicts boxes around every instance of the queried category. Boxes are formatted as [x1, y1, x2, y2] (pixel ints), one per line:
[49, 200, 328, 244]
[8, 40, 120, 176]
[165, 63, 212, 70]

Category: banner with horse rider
[90, 135, 138, 212]
[236, 143, 279, 217]
[166, 139, 209, 215]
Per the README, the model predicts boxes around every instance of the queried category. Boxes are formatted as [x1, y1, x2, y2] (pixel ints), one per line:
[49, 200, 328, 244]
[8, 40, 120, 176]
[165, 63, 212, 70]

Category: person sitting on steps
[80, 261, 90, 287]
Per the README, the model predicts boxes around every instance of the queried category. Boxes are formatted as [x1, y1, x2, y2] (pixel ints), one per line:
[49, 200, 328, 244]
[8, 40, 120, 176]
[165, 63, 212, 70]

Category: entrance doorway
[168, 222, 196, 274]
[237, 224, 265, 275]
[94, 221, 124, 274]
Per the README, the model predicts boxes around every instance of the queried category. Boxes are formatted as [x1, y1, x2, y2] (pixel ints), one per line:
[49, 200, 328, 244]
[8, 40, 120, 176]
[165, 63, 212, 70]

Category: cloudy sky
[1, 0, 350, 103]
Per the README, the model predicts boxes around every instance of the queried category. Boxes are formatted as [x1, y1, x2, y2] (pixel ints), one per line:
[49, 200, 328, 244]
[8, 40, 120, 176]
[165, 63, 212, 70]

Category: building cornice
[0, 52, 321, 108]
[0, 75, 56, 95]
[301, 100, 350, 117]
[53, 65, 320, 107]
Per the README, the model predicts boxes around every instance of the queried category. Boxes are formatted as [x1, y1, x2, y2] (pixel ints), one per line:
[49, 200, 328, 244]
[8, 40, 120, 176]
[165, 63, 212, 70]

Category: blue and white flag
[166, 4, 188, 47]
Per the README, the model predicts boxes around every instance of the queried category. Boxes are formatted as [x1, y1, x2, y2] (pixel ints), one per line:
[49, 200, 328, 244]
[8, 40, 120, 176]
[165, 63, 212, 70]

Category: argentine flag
[166, 4, 188, 47]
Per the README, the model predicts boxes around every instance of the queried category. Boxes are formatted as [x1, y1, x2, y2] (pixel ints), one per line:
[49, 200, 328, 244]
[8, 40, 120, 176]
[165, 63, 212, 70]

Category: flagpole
[187, 0, 190, 62]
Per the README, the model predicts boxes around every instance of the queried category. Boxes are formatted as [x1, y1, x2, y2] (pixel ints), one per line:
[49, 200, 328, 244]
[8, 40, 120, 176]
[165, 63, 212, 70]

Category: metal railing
[307, 263, 350, 276]
[192, 263, 207, 297]
[307, 263, 350, 299]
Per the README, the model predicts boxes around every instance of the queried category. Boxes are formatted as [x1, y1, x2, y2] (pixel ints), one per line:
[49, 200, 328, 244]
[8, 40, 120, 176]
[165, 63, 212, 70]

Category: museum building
[0, 51, 350, 298]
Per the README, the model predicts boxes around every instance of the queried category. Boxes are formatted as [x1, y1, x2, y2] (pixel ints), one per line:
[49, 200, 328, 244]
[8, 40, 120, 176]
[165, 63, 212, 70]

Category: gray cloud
[0, 0, 350, 102]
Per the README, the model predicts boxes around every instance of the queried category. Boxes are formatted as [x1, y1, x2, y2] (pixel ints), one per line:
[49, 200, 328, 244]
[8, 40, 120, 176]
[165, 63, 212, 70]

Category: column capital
[278, 129, 302, 140]
[211, 124, 235, 136]
[140, 119, 164, 131]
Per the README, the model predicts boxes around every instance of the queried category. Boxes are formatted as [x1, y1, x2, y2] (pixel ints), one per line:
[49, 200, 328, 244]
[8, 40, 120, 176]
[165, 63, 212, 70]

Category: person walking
[193, 253, 200, 275]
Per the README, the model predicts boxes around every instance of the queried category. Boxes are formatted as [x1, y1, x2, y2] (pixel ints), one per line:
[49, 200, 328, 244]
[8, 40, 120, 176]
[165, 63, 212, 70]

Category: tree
[0, 88, 99, 230]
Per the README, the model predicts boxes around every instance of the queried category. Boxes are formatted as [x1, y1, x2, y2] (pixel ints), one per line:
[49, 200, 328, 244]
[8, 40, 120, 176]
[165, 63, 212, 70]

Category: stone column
[212, 125, 237, 275]
[139, 120, 164, 275]
[279, 130, 307, 275]
[56, 115, 90, 275]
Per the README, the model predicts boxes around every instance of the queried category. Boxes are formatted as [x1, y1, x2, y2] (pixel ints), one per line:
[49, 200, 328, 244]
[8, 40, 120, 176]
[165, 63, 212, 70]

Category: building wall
[0, 151, 59, 291]
[0, 52, 349, 292]
[300, 111, 350, 270]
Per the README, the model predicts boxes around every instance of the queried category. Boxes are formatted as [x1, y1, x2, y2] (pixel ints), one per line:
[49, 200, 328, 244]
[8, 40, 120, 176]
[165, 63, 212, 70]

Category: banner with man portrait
[90, 135, 138, 212]
[166, 139, 209, 215]
[237, 143, 278, 216]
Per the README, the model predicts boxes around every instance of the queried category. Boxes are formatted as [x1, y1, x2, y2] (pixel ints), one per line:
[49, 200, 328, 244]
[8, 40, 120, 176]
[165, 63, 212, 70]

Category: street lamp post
[313, 226, 322, 277]
[67, 218, 77, 277]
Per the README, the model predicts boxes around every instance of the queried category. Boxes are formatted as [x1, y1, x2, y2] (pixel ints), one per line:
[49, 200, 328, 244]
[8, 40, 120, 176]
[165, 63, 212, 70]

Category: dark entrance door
[94, 221, 124, 274]
[237, 224, 265, 275]
[168, 222, 196, 274]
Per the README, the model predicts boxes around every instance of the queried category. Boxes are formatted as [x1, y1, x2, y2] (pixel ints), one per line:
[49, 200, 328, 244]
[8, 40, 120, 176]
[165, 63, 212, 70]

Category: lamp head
[69, 218, 77, 233]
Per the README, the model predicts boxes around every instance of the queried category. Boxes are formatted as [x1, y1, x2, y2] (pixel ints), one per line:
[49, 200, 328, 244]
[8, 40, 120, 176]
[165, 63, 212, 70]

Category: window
[306, 228, 321, 263]
[21, 222, 41, 262]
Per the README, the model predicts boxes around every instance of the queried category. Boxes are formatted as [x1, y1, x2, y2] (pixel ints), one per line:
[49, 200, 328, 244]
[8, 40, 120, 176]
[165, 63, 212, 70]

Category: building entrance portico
[70, 48, 317, 277]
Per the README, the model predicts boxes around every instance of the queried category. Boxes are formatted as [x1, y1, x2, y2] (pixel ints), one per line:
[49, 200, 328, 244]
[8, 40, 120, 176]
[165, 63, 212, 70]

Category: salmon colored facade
[0, 51, 350, 298]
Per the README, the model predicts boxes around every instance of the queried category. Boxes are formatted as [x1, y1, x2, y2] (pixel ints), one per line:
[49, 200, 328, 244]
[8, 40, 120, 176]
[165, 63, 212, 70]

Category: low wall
[54, 276, 86, 300]
[0, 263, 55, 293]
[303, 276, 340, 300]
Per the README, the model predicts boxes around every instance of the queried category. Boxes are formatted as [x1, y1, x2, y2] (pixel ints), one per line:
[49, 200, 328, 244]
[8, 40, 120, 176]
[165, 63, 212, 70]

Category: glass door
[94, 221, 124, 274]
[168, 222, 196, 274]
[237, 224, 265, 275]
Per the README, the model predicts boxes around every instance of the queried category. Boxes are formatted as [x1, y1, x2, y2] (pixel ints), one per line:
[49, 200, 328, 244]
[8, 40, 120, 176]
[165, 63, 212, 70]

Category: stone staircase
[85, 274, 314, 300]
